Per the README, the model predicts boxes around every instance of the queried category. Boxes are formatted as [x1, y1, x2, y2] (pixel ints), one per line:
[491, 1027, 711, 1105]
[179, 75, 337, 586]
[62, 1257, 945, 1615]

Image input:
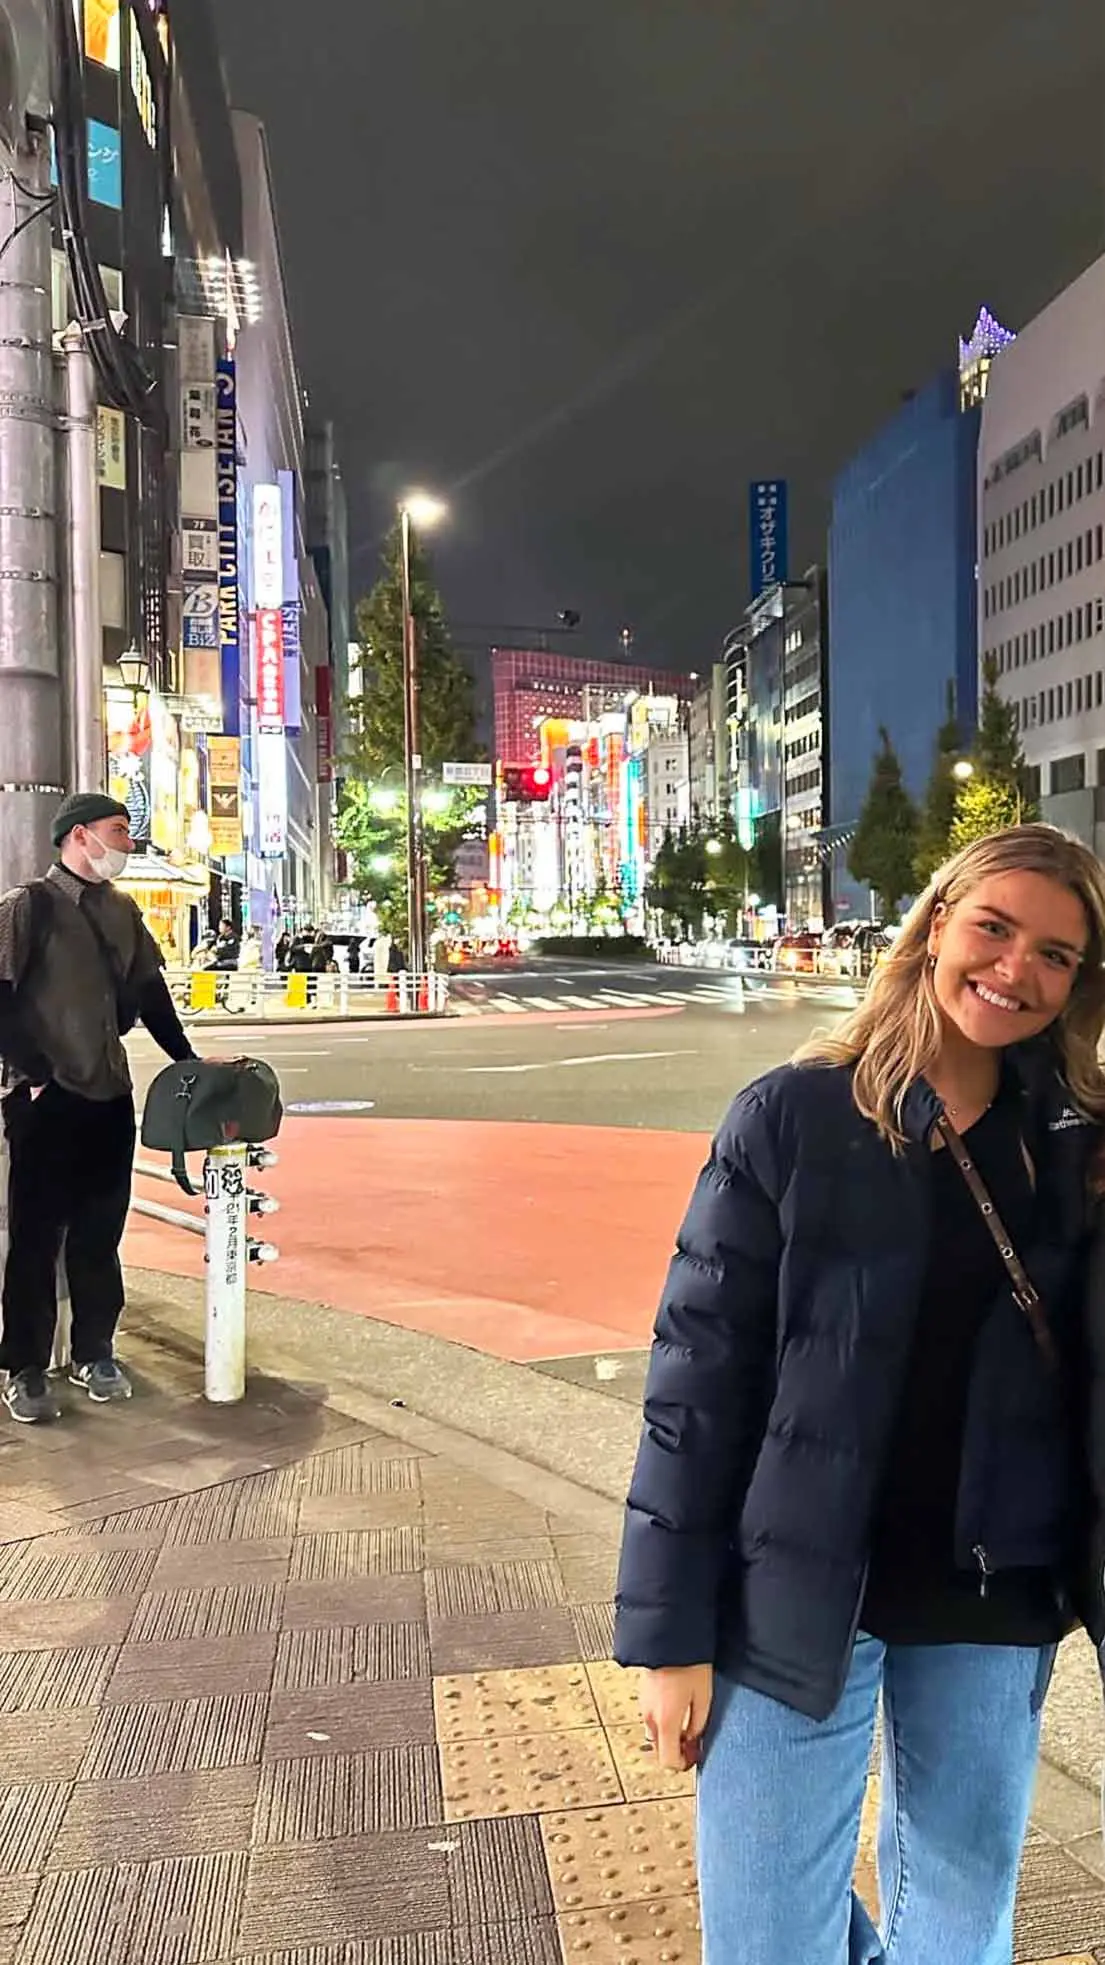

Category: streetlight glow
[952, 759, 974, 782]
[369, 854, 393, 876]
[422, 788, 451, 815]
[400, 492, 447, 530]
[705, 838, 723, 857]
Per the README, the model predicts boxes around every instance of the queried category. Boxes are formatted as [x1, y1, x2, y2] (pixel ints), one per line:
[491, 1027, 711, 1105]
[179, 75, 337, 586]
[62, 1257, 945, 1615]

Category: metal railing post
[203, 1142, 249, 1404]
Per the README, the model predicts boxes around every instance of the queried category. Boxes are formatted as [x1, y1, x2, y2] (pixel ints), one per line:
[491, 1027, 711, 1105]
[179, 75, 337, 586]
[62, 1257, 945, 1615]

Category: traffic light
[501, 763, 552, 804]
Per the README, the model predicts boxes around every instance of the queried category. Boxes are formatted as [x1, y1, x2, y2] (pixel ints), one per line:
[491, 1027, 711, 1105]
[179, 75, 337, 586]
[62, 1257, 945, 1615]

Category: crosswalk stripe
[561, 994, 607, 1009]
[525, 996, 568, 1012]
[594, 990, 654, 1005]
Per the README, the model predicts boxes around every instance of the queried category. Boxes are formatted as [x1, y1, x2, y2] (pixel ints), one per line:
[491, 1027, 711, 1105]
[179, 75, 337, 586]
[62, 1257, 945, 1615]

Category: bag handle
[936, 1114, 1055, 1367]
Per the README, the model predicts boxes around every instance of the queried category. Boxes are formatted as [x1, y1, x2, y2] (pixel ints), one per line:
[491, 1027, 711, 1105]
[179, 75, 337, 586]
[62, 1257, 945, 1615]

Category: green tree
[848, 727, 919, 919]
[645, 825, 708, 937]
[347, 523, 480, 778]
[914, 684, 961, 889]
[703, 816, 749, 934]
[948, 655, 1037, 851]
[335, 780, 485, 934]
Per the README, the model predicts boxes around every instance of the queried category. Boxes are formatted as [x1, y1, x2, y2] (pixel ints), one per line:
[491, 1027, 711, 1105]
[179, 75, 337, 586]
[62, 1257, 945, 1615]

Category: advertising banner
[182, 517, 218, 577]
[208, 736, 243, 858]
[253, 484, 282, 610]
[95, 407, 126, 490]
[182, 577, 219, 650]
[182, 383, 216, 450]
[316, 666, 332, 784]
[216, 359, 240, 735]
[255, 609, 285, 733]
[749, 480, 789, 598]
[256, 731, 287, 859]
[105, 696, 152, 844]
[280, 472, 302, 733]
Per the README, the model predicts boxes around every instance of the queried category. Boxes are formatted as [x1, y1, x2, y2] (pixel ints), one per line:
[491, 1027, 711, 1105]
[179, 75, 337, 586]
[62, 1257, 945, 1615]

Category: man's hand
[638, 1663, 714, 1772]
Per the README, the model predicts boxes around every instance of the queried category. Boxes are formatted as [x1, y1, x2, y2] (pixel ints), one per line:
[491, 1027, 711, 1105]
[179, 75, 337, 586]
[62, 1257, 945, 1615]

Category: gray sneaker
[3, 1369, 61, 1425]
[69, 1359, 132, 1404]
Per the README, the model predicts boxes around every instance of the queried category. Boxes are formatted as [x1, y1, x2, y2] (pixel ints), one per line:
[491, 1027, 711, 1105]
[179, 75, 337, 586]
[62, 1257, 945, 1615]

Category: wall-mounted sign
[256, 730, 287, 859]
[182, 383, 216, 450]
[255, 608, 285, 732]
[316, 666, 332, 784]
[96, 406, 126, 490]
[183, 647, 220, 703]
[85, 0, 121, 69]
[749, 479, 789, 599]
[182, 517, 218, 576]
[181, 706, 223, 735]
[182, 577, 219, 650]
[216, 359, 240, 736]
[443, 761, 494, 787]
[88, 119, 122, 208]
[208, 736, 242, 857]
[179, 317, 215, 387]
[252, 484, 282, 610]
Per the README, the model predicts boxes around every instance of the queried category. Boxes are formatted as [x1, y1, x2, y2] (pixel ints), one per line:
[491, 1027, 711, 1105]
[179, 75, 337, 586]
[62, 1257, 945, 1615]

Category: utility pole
[56, 322, 103, 794]
[0, 117, 63, 893]
[399, 506, 427, 978]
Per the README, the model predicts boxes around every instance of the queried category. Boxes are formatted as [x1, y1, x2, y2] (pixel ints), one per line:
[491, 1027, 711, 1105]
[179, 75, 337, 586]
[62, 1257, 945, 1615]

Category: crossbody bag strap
[936, 1114, 1055, 1367]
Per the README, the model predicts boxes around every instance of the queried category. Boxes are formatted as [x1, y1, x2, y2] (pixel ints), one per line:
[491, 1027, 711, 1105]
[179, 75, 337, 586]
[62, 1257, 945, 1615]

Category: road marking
[559, 995, 608, 1010]
[523, 996, 569, 1012]
[460, 1049, 694, 1075]
[593, 990, 656, 1005]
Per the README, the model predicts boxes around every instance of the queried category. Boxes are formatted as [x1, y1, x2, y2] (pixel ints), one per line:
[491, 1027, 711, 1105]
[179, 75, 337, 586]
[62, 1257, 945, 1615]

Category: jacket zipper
[973, 1544, 992, 1599]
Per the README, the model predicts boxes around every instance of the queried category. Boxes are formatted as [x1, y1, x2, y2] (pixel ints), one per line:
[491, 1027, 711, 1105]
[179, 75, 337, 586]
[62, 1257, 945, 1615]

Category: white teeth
[973, 981, 1022, 1013]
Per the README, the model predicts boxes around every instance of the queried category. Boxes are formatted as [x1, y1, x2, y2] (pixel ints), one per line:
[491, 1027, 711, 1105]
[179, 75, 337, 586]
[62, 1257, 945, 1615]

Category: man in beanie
[0, 792, 197, 1424]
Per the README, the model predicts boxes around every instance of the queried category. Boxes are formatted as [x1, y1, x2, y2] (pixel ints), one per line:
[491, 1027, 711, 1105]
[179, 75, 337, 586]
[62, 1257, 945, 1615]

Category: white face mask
[84, 839, 130, 883]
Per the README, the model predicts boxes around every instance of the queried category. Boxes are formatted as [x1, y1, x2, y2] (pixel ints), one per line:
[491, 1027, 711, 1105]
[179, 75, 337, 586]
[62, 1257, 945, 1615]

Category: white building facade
[980, 255, 1105, 841]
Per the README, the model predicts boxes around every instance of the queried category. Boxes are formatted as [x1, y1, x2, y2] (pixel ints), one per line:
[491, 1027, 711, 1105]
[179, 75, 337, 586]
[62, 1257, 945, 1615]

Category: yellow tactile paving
[440, 1724, 622, 1819]
[605, 1721, 697, 1801]
[541, 1797, 696, 1912]
[558, 1894, 702, 1964]
[585, 1659, 642, 1730]
[433, 1664, 600, 1744]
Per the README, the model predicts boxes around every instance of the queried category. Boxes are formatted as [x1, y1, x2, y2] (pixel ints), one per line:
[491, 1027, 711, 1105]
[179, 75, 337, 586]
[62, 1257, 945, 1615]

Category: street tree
[703, 816, 749, 934]
[645, 825, 708, 938]
[949, 655, 1037, 850]
[335, 780, 486, 941]
[848, 727, 919, 920]
[347, 522, 480, 779]
[914, 684, 961, 889]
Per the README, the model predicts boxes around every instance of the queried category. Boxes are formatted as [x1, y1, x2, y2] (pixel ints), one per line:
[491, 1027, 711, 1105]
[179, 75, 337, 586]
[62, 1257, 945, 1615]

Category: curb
[123, 1265, 632, 1538]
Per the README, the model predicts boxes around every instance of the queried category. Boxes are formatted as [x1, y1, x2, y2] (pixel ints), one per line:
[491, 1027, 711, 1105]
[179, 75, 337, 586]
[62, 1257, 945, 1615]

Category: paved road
[131, 980, 837, 1133]
[124, 975, 844, 1374]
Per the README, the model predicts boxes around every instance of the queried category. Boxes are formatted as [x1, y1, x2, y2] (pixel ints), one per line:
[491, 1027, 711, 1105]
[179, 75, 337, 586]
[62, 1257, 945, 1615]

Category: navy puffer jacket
[614, 1051, 1098, 1720]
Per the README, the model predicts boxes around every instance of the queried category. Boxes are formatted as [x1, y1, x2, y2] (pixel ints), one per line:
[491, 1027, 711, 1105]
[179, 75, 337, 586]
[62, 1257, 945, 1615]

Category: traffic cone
[418, 976, 430, 1012]
[386, 976, 399, 1014]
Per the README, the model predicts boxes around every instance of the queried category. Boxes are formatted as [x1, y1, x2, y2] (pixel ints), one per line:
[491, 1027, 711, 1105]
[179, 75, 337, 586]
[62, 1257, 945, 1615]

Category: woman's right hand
[638, 1663, 714, 1772]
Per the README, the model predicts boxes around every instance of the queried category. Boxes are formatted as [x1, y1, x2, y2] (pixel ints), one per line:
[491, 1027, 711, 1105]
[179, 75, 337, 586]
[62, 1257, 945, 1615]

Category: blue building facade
[828, 370, 980, 916]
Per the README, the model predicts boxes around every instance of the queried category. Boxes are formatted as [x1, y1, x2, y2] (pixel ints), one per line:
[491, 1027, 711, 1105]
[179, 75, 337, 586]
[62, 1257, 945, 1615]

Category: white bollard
[203, 1142, 249, 1404]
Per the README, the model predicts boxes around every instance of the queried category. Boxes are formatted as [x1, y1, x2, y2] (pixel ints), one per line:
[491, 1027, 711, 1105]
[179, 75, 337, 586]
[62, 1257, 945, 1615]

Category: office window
[1076, 677, 1084, 712]
[1051, 753, 1085, 795]
[1098, 672, 1105, 709]
[1077, 533, 1085, 572]
[1048, 483, 1056, 519]
[1068, 471, 1075, 504]
[1048, 551, 1055, 585]
[1068, 609, 1075, 644]
[1048, 618, 1055, 653]
[1066, 680, 1074, 716]
[1098, 597, 1105, 633]
[1096, 522, 1104, 560]
[1098, 452, 1104, 490]
[1048, 688, 1056, 720]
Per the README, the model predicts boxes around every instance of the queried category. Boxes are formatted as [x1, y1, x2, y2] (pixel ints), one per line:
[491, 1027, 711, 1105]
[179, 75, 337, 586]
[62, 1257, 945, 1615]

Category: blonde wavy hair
[796, 825, 1105, 1147]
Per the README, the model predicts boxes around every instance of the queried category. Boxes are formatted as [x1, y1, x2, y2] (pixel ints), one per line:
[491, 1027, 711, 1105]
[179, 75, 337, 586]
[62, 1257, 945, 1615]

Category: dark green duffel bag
[142, 1058, 283, 1193]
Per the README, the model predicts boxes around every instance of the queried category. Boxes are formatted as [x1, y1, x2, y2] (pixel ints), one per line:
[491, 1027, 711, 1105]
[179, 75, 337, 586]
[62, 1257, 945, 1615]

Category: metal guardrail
[128, 1143, 280, 1404]
[164, 968, 450, 1019]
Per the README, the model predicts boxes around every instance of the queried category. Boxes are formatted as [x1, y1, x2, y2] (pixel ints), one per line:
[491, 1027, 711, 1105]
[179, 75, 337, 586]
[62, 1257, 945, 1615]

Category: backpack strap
[171, 1067, 201, 1194]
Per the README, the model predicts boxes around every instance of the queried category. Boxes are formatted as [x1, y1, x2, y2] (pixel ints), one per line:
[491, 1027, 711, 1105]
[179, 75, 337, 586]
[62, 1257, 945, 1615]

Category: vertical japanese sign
[749, 480, 789, 598]
[316, 667, 333, 783]
[207, 736, 243, 857]
[279, 470, 302, 733]
[216, 359, 240, 735]
[253, 485, 285, 734]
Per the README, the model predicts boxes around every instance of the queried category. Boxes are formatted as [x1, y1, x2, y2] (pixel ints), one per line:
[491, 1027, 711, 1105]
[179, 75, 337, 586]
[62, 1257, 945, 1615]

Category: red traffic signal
[502, 764, 553, 803]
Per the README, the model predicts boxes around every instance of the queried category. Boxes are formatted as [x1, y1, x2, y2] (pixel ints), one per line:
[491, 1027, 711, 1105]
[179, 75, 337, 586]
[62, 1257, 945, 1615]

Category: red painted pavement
[124, 1118, 709, 1362]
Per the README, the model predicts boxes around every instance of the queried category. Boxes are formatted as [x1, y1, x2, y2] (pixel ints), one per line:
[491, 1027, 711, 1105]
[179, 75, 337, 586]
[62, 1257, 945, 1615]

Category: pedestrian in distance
[237, 925, 263, 972]
[212, 916, 240, 971]
[616, 824, 1105, 1965]
[0, 793, 199, 1425]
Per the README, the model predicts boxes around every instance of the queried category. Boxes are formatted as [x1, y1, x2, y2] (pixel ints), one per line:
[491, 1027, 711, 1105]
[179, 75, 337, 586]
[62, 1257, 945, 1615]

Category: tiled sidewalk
[1, 1336, 1104, 1965]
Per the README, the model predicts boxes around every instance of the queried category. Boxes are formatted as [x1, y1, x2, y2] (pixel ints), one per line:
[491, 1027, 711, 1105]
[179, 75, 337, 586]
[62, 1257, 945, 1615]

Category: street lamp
[398, 491, 447, 976]
[116, 645, 150, 697]
[952, 759, 974, 783]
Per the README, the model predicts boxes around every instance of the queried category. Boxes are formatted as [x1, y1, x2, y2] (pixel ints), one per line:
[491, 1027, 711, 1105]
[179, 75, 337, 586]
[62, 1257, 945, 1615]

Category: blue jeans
[697, 1634, 1055, 1964]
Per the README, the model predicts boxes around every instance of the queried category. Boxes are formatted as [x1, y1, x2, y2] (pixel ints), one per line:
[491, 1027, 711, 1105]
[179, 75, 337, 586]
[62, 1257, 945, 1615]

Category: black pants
[1, 1084, 136, 1375]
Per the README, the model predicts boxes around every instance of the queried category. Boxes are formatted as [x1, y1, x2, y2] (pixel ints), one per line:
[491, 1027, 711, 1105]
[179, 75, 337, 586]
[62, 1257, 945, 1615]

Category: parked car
[723, 938, 773, 974]
[819, 922, 893, 980]
[773, 932, 821, 975]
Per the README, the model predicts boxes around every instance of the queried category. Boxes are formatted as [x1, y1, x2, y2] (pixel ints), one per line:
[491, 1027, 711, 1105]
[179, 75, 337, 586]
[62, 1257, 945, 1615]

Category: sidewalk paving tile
[264, 1680, 434, 1759]
[272, 1620, 430, 1690]
[254, 1745, 443, 1839]
[6, 1366, 1105, 1965]
[46, 1767, 260, 1869]
[81, 1691, 268, 1779]
[17, 1847, 247, 1965]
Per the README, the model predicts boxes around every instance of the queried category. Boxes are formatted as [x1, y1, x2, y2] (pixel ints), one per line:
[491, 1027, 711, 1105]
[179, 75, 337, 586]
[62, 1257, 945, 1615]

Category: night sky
[216, 1, 1105, 673]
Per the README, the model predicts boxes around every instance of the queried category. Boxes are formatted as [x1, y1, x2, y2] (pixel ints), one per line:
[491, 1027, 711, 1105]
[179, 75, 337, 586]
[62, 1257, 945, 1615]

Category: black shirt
[861, 1085, 1068, 1646]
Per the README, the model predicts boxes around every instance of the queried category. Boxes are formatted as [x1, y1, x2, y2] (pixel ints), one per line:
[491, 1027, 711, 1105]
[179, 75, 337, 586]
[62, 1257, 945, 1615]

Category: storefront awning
[117, 854, 210, 891]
